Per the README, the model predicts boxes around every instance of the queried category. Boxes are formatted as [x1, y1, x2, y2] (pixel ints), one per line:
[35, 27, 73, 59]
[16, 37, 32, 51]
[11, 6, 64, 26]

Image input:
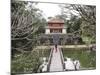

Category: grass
[62, 48, 96, 69]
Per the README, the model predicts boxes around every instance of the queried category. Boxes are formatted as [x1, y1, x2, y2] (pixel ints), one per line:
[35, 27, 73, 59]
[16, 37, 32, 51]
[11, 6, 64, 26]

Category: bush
[11, 51, 41, 74]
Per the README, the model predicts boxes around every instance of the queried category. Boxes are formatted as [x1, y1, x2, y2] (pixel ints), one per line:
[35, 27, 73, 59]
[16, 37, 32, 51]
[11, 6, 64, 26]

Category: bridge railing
[47, 48, 53, 72]
[59, 48, 65, 70]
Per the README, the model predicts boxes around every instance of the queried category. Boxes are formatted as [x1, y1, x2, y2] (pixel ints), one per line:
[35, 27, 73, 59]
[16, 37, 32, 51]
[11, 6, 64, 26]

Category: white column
[45, 28, 50, 34]
[62, 28, 66, 34]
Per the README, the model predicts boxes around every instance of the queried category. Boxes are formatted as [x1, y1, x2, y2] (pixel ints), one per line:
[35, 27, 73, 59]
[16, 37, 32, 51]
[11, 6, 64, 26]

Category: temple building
[45, 18, 67, 34]
[39, 18, 82, 45]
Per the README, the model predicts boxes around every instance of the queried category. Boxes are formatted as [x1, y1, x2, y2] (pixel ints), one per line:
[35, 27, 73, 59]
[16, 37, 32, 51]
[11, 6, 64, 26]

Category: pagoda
[45, 18, 67, 34]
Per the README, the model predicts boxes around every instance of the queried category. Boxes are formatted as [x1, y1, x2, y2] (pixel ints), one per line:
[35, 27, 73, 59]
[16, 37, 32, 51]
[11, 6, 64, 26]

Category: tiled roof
[48, 18, 64, 23]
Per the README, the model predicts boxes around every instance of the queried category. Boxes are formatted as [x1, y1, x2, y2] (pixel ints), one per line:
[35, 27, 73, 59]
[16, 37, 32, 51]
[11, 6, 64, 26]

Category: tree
[71, 5, 96, 42]
[11, 0, 46, 56]
[66, 14, 82, 33]
[11, 0, 46, 73]
[59, 4, 96, 43]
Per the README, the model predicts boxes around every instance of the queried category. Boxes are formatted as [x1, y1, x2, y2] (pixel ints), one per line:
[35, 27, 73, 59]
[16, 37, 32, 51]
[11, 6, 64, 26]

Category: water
[62, 48, 96, 69]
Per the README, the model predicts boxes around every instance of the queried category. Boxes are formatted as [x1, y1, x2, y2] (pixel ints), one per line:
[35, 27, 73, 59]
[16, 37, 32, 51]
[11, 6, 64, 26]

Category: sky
[35, 2, 80, 20]
[24, 0, 96, 19]
[36, 3, 61, 19]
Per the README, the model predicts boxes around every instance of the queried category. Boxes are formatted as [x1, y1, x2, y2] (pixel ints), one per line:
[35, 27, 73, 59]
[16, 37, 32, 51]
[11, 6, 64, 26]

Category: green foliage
[11, 51, 41, 74]
[11, 0, 47, 74]
[60, 4, 96, 44]
[11, 48, 50, 74]
[11, 0, 46, 57]
[81, 21, 96, 43]
[82, 36, 96, 44]
[66, 15, 82, 33]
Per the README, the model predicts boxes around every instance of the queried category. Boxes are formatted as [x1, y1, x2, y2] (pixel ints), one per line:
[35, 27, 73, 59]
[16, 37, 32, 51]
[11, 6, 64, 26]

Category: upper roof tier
[48, 18, 64, 23]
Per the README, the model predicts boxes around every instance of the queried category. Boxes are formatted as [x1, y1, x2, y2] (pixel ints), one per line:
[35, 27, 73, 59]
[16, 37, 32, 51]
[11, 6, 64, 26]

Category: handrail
[37, 48, 53, 72]
[47, 48, 53, 71]
[59, 47, 65, 70]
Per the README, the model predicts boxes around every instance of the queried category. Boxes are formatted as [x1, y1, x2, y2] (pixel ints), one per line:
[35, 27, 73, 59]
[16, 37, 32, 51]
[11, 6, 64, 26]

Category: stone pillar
[62, 28, 66, 34]
[45, 28, 50, 34]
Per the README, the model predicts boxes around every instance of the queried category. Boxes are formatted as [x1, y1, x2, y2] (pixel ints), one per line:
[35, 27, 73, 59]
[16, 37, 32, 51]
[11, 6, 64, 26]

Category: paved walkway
[49, 47, 63, 72]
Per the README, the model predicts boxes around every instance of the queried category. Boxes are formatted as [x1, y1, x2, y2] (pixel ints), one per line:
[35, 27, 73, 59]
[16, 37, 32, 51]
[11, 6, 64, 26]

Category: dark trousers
[55, 44, 57, 52]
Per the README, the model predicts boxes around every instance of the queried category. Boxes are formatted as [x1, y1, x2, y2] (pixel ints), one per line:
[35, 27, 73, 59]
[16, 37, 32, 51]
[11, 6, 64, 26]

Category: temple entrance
[52, 34, 60, 45]
[50, 29, 62, 33]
